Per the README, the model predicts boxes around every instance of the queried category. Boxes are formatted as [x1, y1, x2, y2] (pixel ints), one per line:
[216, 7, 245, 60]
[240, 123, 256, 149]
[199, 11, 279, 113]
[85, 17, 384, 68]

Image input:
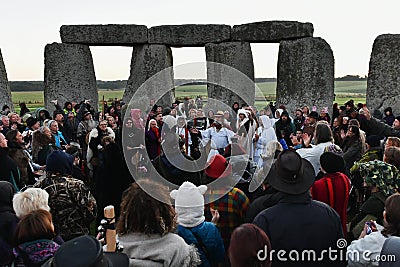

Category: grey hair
[13, 188, 50, 218]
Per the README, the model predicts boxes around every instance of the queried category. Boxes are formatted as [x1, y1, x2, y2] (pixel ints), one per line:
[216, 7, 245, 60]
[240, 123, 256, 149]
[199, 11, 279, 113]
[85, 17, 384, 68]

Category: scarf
[14, 239, 59, 265]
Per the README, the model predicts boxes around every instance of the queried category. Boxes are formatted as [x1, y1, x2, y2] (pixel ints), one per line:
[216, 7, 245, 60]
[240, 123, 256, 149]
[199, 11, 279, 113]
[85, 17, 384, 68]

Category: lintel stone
[148, 24, 231, 46]
[232, 21, 313, 43]
[60, 24, 148, 46]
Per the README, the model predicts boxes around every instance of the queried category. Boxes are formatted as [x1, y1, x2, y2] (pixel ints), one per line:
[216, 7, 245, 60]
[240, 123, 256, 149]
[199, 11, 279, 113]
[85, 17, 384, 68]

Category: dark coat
[145, 128, 160, 160]
[244, 190, 284, 223]
[0, 148, 22, 190]
[0, 181, 18, 266]
[341, 138, 362, 175]
[95, 143, 133, 220]
[7, 146, 33, 186]
[253, 193, 345, 267]
[152, 152, 203, 186]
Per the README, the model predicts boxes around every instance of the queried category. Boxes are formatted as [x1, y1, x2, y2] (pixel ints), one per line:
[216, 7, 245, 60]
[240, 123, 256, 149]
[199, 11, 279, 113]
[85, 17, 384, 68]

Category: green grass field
[11, 81, 367, 112]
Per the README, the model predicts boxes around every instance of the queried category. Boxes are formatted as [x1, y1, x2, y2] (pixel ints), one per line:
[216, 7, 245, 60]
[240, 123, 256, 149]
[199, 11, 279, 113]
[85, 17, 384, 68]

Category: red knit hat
[205, 154, 232, 179]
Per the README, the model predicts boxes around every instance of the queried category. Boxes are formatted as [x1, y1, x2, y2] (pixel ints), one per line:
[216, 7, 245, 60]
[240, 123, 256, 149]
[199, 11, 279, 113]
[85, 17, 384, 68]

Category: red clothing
[311, 172, 351, 237]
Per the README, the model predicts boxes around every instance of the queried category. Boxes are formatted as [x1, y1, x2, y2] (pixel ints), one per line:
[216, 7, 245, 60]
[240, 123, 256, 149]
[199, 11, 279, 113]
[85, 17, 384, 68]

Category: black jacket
[253, 193, 346, 267]
[0, 181, 18, 266]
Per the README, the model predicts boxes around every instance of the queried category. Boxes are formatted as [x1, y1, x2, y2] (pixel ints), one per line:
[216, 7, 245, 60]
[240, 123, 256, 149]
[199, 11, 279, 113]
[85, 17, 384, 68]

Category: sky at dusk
[0, 0, 399, 81]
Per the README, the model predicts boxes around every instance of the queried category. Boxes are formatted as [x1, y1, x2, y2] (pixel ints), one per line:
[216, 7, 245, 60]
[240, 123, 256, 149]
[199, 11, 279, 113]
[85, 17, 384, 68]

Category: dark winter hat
[366, 135, 382, 148]
[308, 111, 319, 119]
[46, 151, 73, 175]
[266, 150, 314, 195]
[281, 110, 289, 117]
[46, 235, 129, 267]
[395, 116, 400, 122]
[0, 181, 16, 206]
[320, 152, 345, 174]
[26, 117, 38, 128]
[53, 110, 64, 116]
[83, 110, 92, 117]
[205, 154, 233, 179]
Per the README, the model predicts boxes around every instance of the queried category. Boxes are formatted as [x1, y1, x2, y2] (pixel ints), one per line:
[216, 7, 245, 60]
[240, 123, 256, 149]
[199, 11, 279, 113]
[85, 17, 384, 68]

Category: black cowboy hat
[266, 150, 315, 195]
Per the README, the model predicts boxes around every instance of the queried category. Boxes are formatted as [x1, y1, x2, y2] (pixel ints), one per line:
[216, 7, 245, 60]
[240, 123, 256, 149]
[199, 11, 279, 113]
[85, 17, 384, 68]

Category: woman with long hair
[117, 179, 200, 266]
[341, 125, 362, 175]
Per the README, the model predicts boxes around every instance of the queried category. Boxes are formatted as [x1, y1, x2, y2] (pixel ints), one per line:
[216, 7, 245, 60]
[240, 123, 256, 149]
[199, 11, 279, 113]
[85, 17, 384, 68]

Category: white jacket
[347, 226, 386, 267]
[296, 141, 333, 175]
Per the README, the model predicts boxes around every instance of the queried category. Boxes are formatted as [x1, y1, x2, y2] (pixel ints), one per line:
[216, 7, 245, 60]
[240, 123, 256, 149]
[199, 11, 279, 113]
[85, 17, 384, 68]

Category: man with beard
[197, 119, 236, 162]
[274, 110, 296, 147]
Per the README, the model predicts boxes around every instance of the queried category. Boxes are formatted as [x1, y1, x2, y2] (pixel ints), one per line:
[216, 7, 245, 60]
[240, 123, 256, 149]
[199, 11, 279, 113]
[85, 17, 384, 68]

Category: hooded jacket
[0, 181, 18, 266]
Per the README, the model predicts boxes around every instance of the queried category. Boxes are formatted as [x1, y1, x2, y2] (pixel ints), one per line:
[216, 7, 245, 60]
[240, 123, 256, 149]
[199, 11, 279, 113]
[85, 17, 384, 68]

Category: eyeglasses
[99, 123, 107, 126]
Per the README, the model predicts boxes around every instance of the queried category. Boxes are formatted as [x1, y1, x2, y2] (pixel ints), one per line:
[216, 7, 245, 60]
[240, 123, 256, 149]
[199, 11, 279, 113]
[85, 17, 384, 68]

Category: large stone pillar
[205, 42, 255, 109]
[0, 49, 13, 111]
[44, 43, 98, 114]
[123, 44, 174, 109]
[367, 34, 400, 115]
[277, 37, 334, 115]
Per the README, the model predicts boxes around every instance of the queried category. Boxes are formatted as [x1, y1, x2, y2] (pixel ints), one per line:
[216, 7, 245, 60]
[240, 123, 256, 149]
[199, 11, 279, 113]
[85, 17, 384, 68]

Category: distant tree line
[9, 76, 367, 91]
[335, 75, 367, 81]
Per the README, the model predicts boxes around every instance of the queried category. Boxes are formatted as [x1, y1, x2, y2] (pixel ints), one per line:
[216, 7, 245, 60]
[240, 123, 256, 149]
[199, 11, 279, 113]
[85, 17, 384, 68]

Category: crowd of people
[1, 96, 400, 266]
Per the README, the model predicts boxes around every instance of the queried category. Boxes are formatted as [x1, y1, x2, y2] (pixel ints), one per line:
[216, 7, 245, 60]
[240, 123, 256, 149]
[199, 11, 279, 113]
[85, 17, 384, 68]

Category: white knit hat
[170, 181, 207, 227]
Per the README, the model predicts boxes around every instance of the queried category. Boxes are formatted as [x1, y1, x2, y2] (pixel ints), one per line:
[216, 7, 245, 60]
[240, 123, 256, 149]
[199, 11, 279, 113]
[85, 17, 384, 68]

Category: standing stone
[232, 21, 313, 43]
[123, 44, 174, 109]
[0, 49, 13, 111]
[60, 24, 148, 46]
[148, 24, 231, 47]
[44, 43, 98, 114]
[205, 42, 255, 109]
[367, 34, 400, 115]
[277, 37, 334, 115]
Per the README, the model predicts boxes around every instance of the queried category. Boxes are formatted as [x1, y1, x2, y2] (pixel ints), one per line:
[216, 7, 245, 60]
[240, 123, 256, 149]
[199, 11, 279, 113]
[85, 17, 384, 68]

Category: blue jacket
[53, 131, 68, 148]
[177, 222, 225, 267]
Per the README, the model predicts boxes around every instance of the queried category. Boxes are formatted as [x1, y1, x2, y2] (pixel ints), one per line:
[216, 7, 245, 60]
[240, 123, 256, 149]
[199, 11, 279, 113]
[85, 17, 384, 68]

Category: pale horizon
[1, 0, 399, 81]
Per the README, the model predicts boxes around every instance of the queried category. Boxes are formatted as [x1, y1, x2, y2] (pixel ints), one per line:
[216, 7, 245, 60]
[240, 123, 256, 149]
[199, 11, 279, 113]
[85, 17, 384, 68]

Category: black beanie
[320, 152, 345, 174]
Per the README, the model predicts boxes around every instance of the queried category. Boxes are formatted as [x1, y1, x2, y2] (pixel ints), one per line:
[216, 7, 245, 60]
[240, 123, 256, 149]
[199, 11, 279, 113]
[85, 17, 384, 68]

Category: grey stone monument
[60, 24, 148, 46]
[124, 44, 174, 109]
[277, 37, 334, 115]
[367, 34, 400, 115]
[148, 24, 231, 46]
[232, 21, 313, 43]
[0, 49, 13, 110]
[205, 42, 255, 109]
[44, 43, 98, 114]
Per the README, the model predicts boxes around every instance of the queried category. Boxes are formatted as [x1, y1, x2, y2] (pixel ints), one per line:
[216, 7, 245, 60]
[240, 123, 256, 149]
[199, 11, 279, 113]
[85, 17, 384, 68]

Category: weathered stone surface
[44, 43, 98, 114]
[205, 42, 255, 108]
[123, 44, 174, 108]
[232, 21, 313, 43]
[60, 24, 148, 45]
[0, 49, 13, 110]
[276, 37, 334, 114]
[148, 24, 231, 46]
[367, 34, 400, 115]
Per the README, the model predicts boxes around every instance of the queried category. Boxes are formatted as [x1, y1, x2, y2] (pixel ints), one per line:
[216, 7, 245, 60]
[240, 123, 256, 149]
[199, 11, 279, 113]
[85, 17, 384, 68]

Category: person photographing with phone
[347, 194, 400, 266]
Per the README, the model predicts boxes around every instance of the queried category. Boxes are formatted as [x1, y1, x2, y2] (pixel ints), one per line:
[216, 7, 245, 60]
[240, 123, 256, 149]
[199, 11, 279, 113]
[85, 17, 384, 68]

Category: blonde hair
[13, 188, 50, 218]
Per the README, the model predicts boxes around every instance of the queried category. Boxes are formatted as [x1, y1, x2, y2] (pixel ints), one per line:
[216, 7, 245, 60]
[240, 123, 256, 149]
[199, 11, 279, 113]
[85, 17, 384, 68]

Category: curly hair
[382, 194, 400, 237]
[384, 146, 400, 169]
[117, 179, 176, 236]
[386, 137, 400, 148]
